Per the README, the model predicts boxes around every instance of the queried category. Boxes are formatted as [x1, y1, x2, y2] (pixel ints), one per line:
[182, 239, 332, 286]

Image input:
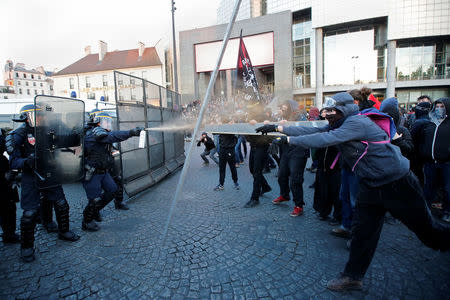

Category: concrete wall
[179, 10, 292, 104]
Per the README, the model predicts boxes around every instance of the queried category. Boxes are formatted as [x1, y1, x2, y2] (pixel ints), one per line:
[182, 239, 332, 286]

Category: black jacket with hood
[283, 92, 410, 188]
[197, 134, 216, 151]
[410, 98, 450, 163]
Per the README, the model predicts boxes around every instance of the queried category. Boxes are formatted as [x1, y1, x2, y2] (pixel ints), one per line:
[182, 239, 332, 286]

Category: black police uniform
[7, 123, 79, 262]
[82, 126, 141, 231]
[0, 128, 20, 243]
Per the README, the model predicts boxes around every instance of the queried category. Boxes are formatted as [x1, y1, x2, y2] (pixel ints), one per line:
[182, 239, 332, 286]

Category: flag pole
[162, 0, 242, 241]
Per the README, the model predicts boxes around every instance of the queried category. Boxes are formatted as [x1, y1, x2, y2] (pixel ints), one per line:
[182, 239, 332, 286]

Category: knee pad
[22, 209, 38, 224]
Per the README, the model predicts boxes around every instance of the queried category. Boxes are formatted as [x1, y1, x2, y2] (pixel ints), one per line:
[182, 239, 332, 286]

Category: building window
[27, 89, 30, 95]
[15, 72, 19, 78]
[102, 75, 108, 86]
[292, 14, 313, 89]
[87, 92, 95, 100]
[117, 75, 123, 85]
[130, 72, 136, 85]
[18, 81, 21, 86]
[69, 78, 74, 89]
[40, 83, 43, 87]
[31, 74, 34, 79]
[34, 90, 38, 95]
[85, 76, 91, 88]
[396, 41, 450, 81]
[41, 90, 45, 95]
[23, 74, 27, 78]
[33, 82, 36, 86]
[324, 26, 380, 85]
[25, 82, 29, 86]
[19, 88, 22, 94]
[50, 85, 53, 91]
[38, 75, 41, 79]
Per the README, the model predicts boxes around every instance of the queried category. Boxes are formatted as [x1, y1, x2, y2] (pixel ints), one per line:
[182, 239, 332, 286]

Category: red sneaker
[272, 196, 290, 204]
[290, 206, 303, 217]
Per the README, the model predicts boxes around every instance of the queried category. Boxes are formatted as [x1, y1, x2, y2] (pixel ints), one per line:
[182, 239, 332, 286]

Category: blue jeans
[424, 161, 450, 212]
[340, 168, 359, 230]
[235, 136, 244, 164]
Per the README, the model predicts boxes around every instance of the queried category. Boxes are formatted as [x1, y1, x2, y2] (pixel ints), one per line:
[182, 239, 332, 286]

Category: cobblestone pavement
[1, 146, 449, 299]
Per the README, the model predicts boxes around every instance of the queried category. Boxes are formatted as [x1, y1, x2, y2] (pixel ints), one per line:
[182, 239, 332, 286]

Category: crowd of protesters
[188, 87, 450, 291]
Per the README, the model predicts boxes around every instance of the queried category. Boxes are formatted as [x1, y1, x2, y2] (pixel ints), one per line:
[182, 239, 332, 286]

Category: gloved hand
[129, 127, 144, 136]
[24, 154, 35, 170]
[255, 124, 278, 135]
[272, 136, 288, 146]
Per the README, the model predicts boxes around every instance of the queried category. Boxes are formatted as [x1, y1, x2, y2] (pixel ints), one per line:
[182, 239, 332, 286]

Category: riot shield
[34, 95, 85, 188]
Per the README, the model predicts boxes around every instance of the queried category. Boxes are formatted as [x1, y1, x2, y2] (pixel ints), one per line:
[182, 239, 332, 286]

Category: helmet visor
[99, 116, 112, 131]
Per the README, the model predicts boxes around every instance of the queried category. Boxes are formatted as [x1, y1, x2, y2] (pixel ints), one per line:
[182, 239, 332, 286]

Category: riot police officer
[82, 111, 143, 231]
[87, 109, 129, 212]
[0, 128, 20, 244]
[6, 104, 80, 262]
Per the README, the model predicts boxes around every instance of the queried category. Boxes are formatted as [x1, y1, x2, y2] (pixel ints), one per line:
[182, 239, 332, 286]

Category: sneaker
[327, 275, 362, 291]
[290, 206, 303, 217]
[213, 184, 224, 191]
[432, 202, 443, 209]
[244, 199, 259, 208]
[234, 182, 240, 190]
[442, 212, 450, 223]
[235, 163, 240, 168]
[272, 195, 289, 204]
[332, 227, 351, 238]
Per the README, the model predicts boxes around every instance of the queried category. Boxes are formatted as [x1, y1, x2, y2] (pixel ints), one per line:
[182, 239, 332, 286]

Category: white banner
[195, 32, 274, 73]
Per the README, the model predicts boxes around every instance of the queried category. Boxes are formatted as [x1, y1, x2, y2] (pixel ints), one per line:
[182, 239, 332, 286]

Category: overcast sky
[0, 0, 219, 81]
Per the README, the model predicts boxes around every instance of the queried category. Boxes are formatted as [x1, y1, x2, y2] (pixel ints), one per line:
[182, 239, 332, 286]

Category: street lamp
[351, 56, 359, 84]
[171, 0, 179, 93]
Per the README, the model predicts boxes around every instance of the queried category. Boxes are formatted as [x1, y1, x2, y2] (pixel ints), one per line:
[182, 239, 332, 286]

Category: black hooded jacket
[411, 98, 450, 163]
[197, 134, 216, 151]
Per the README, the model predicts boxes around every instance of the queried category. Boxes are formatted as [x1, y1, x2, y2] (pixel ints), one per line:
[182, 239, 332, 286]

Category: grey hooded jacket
[282, 103, 410, 187]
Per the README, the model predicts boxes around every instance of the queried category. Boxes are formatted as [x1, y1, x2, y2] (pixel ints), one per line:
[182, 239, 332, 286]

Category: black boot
[93, 210, 102, 222]
[82, 198, 101, 232]
[20, 210, 37, 262]
[40, 194, 55, 229]
[115, 202, 129, 210]
[43, 221, 58, 233]
[54, 198, 80, 241]
[244, 199, 259, 208]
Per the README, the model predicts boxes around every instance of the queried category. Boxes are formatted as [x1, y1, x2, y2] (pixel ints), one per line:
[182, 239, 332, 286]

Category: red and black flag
[236, 29, 260, 102]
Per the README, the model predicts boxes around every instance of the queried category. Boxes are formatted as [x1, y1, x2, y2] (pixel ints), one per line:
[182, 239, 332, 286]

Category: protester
[406, 95, 433, 129]
[271, 100, 309, 217]
[312, 109, 342, 223]
[214, 130, 240, 191]
[197, 132, 219, 165]
[411, 98, 450, 222]
[256, 92, 450, 291]
[410, 101, 432, 184]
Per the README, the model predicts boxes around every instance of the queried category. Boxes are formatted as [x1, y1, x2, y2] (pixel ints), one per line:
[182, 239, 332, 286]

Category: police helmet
[88, 108, 103, 123]
[13, 104, 41, 127]
[93, 111, 113, 131]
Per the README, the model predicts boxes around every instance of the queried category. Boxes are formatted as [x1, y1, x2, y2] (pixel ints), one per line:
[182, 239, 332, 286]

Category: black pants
[0, 184, 18, 237]
[313, 169, 342, 219]
[219, 147, 238, 185]
[343, 171, 450, 280]
[278, 152, 307, 207]
[249, 145, 270, 200]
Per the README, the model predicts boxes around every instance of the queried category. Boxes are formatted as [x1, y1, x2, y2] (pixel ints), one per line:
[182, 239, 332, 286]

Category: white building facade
[3, 60, 54, 99]
[53, 41, 164, 103]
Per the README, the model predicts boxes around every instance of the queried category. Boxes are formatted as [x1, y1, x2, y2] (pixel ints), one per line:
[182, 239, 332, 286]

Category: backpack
[330, 108, 396, 172]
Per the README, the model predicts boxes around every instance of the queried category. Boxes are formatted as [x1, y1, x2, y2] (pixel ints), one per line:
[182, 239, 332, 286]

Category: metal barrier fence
[114, 71, 185, 197]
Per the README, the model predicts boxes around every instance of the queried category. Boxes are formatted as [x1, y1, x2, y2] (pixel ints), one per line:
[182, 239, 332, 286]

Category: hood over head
[429, 97, 449, 124]
[325, 92, 359, 117]
[415, 102, 431, 119]
[380, 97, 400, 126]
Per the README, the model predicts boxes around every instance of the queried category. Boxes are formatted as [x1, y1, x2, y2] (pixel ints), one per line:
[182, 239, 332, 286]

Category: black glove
[255, 124, 278, 135]
[129, 127, 144, 136]
[24, 154, 35, 170]
[272, 136, 288, 146]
